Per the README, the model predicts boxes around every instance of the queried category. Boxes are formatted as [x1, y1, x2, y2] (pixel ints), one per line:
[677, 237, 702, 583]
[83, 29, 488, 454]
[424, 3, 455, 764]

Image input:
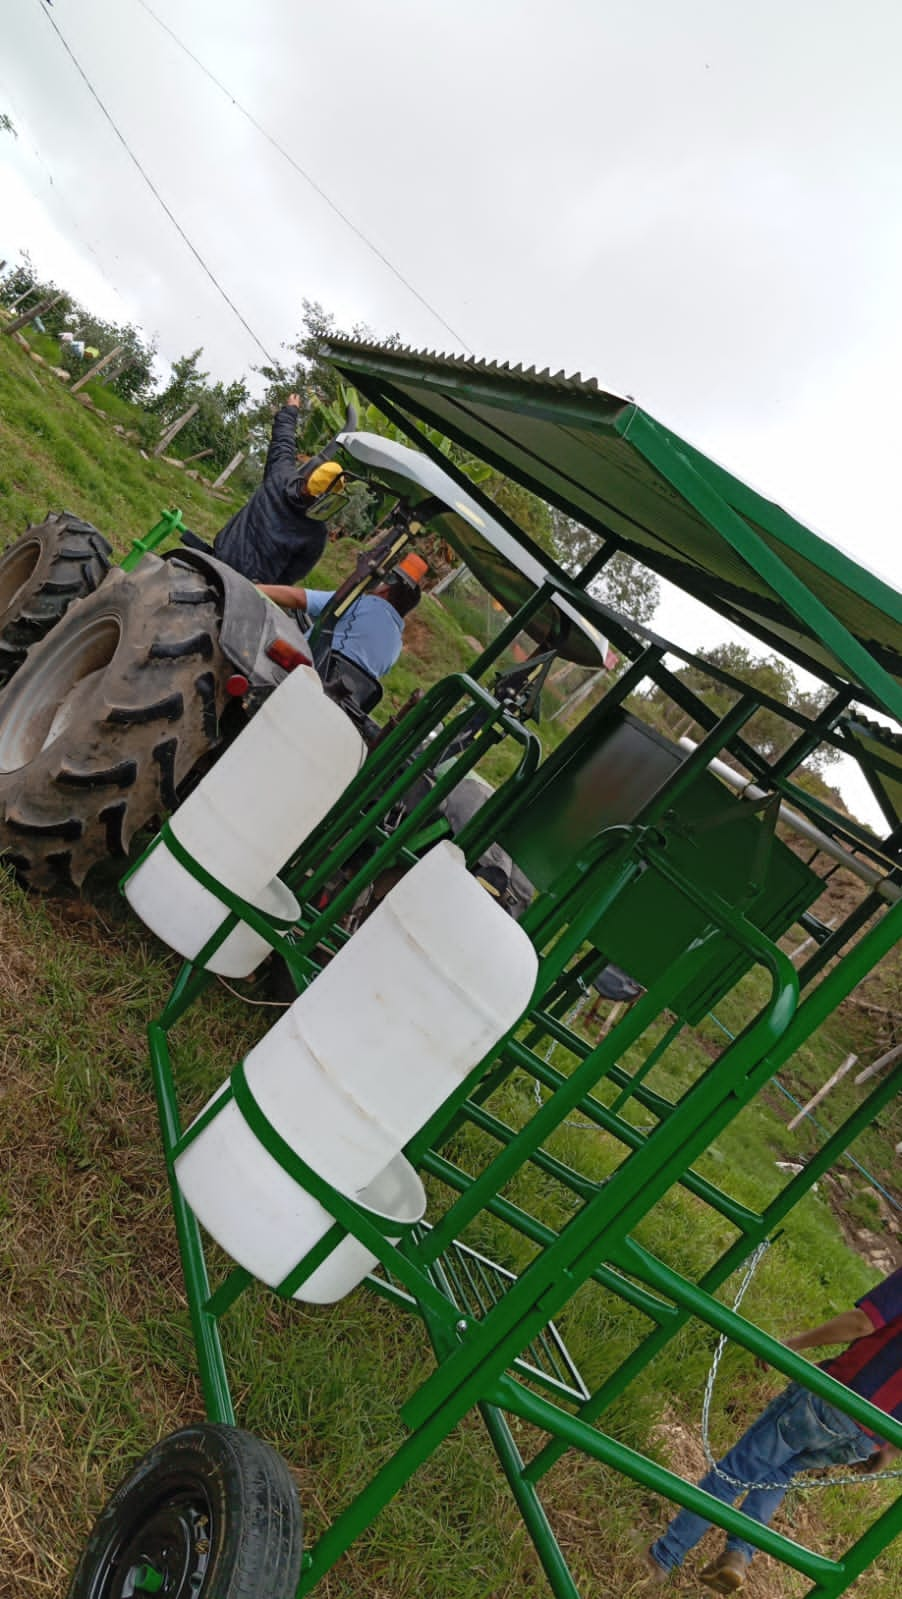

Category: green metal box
[499, 709, 822, 1023]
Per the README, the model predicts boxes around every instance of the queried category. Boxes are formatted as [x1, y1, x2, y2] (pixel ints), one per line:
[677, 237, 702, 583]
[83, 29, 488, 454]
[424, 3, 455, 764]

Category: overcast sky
[3, 0, 902, 823]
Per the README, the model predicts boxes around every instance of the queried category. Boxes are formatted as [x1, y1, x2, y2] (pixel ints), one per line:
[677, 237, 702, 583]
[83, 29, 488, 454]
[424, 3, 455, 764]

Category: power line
[37, 1, 278, 365]
[133, 0, 473, 355]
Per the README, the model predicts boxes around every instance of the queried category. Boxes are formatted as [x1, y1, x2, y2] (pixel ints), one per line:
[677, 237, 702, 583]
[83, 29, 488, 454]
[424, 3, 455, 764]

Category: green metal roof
[326, 339, 902, 724]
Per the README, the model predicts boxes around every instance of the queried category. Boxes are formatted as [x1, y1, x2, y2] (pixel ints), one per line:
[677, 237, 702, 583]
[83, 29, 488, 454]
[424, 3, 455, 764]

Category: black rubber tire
[66, 1424, 303, 1599]
[0, 555, 228, 890]
[0, 511, 112, 687]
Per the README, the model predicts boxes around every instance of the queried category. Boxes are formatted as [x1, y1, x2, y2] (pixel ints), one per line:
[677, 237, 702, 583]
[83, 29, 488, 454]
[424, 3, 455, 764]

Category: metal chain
[701, 1242, 902, 1491]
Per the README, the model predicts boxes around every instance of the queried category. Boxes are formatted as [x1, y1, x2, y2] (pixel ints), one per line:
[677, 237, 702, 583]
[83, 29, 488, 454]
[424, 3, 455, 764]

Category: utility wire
[133, 0, 473, 355]
[37, 1, 278, 364]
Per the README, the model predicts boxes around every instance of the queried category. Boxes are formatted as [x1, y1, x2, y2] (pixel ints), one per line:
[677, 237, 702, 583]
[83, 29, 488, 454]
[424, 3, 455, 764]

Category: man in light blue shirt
[258, 571, 421, 681]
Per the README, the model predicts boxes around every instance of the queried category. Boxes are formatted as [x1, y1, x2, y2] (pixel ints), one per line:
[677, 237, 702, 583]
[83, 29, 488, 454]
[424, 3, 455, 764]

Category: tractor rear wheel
[0, 555, 228, 890]
[0, 512, 112, 687]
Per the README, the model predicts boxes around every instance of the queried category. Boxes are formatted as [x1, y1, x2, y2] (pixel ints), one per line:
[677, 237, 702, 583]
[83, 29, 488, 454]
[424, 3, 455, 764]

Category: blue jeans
[652, 1382, 876, 1570]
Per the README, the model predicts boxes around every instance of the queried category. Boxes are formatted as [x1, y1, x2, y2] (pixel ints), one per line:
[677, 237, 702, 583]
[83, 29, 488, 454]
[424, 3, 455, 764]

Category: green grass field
[0, 330, 899, 1599]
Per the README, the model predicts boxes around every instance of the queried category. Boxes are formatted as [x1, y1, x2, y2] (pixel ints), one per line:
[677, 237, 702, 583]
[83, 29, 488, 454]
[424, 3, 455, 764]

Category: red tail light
[266, 638, 311, 673]
[225, 673, 250, 697]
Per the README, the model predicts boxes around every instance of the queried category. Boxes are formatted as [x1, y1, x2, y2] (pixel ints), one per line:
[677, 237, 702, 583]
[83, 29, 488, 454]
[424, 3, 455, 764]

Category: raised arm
[263, 394, 302, 479]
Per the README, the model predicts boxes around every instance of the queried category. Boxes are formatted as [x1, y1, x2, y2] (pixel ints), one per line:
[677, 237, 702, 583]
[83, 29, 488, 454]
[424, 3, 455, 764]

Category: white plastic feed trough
[124, 664, 365, 970]
[176, 842, 538, 1300]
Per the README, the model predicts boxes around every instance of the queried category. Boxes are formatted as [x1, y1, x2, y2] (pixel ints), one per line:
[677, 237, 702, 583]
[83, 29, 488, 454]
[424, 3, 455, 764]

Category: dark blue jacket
[213, 405, 328, 584]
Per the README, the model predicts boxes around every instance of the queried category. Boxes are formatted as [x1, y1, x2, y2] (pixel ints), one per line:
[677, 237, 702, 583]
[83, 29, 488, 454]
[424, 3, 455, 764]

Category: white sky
[2, 0, 902, 826]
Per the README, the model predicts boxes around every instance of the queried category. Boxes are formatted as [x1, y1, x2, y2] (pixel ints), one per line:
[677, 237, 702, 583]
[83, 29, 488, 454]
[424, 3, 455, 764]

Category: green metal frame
[135, 636, 902, 1596]
[114, 371, 902, 1595]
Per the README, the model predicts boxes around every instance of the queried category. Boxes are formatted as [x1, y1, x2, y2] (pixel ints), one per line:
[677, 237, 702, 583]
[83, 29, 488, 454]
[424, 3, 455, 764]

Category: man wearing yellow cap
[212, 394, 347, 585]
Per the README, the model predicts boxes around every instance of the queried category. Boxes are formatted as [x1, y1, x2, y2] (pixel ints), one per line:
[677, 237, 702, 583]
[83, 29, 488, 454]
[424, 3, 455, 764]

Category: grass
[0, 331, 900, 1598]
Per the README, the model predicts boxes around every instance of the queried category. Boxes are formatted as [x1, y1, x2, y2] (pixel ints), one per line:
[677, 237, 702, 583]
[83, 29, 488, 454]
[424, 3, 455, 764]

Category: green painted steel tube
[629, 413, 902, 722]
[120, 509, 185, 572]
[493, 1375, 840, 1584]
[525, 915, 902, 1484]
[614, 1236, 902, 1450]
[419, 1145, 678, 1328]
[147, 1024, 234, 1425]
[479, 1402, 581, 1599]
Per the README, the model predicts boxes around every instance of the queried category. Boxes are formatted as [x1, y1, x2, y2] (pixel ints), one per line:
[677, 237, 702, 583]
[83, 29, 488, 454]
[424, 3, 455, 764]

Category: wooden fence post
[787, 1053, 858, 1131]
[70, 344, 126, 395]
[98, 353, 136, 388]
[3, 293, 64, 334]
[854, 1041, 902, 1086]
[153, 403, 200, 457]
[212, 450, 245, 488]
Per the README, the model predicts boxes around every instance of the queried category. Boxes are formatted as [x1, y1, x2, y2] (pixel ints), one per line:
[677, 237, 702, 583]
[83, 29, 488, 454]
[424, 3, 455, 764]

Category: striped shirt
[825, 1268, 902, 1434]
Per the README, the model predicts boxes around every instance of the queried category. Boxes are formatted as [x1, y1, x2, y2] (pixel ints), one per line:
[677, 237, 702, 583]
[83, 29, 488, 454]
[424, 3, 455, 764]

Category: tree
[0, 255, 156, 402]
[646, 642, 840, 773]
[148, 350, 251, 470]
[550, 508, 660, 624]
[1, 113, 16, 137]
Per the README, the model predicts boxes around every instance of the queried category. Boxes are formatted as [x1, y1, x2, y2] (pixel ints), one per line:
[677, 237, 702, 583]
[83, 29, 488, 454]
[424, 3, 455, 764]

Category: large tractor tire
[0, 555, 228, 890]
[0, 512, 112, 687]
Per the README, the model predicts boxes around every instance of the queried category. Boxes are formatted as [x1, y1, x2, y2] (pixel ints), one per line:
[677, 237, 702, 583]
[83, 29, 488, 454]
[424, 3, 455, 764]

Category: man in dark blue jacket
[213, 394, 346, 584]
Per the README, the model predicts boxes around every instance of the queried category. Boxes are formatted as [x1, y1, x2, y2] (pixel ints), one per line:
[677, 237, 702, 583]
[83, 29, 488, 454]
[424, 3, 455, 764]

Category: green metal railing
[135, 662, 902, 1596]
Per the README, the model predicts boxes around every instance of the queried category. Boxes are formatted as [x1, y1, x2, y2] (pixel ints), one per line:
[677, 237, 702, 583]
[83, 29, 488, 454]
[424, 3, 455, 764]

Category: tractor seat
[321, 652, 384, 716]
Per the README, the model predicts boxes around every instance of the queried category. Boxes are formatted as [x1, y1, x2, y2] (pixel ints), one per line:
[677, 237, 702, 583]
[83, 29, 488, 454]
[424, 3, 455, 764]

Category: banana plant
[300, 383, 491, 485]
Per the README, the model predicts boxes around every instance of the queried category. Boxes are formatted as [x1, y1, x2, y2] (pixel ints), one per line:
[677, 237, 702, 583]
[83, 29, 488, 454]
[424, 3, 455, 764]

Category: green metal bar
[609, 1016, 682, 1113]
[147, 1023, 234, 1425]
[204, 1267, 254, 1320]
[611, 1236, 902, 1448]
[629, 412, 902, 721]
[479, 1402, 581, 1599]
[525, 902, 902, 1481]
[461, 1100, 600, 1201]
[465, 584, 557, 681]
[516, 1039, 763, 1235]
[120, 508, 186, 572]
[807, 1492, 902, 1599]
[494, 1375, 841, 1584]
[419, 1146, 679, 1328]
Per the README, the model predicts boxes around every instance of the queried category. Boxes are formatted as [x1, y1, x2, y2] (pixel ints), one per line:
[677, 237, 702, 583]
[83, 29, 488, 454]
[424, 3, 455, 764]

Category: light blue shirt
[305, 589, 405, 680]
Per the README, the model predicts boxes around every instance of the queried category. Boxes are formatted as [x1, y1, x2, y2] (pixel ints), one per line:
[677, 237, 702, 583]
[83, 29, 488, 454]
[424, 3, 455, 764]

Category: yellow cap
[305, 461, 346, 498]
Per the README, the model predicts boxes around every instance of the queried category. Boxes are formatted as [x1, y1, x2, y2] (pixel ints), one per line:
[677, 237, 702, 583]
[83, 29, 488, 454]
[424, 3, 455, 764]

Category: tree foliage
[550, 508, 660, 625]
[646, 641, 840, 772]
[147, 349, 250, 469]
[0, 255, 156, 403]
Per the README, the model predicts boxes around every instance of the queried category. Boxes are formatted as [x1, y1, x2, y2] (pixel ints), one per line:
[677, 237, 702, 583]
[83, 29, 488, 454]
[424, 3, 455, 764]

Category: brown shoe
[642, 1546, 670, 1585]
[699, 1548, 749, 1592]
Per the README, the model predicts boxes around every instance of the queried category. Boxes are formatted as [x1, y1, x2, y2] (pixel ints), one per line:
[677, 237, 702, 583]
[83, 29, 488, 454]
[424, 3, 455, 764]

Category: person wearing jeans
[645, 1268, 902, 1592]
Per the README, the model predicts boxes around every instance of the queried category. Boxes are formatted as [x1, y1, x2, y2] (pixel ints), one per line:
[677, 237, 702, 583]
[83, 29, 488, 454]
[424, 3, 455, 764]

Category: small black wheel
[67, 1424, 303, 1599]
[0, 512, 112, 686]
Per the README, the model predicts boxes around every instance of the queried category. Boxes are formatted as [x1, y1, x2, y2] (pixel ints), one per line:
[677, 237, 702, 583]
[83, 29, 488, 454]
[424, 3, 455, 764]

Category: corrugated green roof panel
[326, 339, 902, 719]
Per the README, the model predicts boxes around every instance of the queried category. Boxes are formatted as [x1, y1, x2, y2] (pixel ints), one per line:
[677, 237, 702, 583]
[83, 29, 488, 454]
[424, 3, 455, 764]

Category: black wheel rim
[85, 1477, 215, 1599]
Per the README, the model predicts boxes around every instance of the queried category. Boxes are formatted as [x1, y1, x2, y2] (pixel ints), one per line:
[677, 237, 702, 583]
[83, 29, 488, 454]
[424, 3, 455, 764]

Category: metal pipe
[678, 737, 901, 903]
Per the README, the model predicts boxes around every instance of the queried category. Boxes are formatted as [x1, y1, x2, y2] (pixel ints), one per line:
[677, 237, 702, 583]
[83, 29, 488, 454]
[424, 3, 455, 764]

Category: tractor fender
[161, 548, 312, 684]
